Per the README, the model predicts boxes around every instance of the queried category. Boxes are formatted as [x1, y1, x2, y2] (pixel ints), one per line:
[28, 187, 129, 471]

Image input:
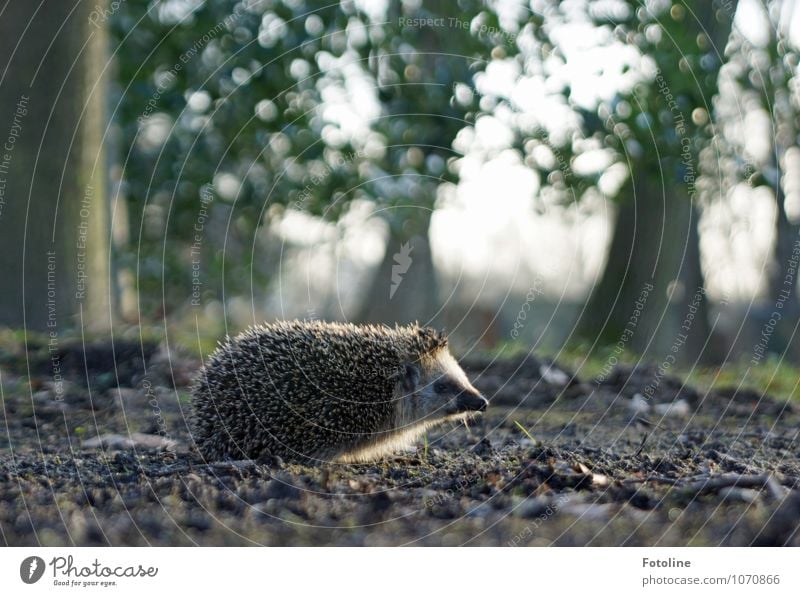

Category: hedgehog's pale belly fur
[334, 413, 471, 463]
[191, 320, 482, 464]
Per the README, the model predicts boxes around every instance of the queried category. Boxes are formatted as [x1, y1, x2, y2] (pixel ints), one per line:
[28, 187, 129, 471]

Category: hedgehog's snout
[455, 390, 488, 413]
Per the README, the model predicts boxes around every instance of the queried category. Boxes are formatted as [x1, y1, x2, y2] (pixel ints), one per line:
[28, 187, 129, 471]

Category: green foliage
[724, 2, 797, 187]
[356, 0, 490, 233]
[596, 1, 731, 179]
[111, 1, 356, 310]
[110, 0, 502, 312]
[109, 1, 740, 320]
[480, 1, 735, 202]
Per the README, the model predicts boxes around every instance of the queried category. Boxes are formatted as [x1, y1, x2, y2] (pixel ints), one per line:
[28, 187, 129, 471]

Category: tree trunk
[577, 176, 711, 363]
[766, 155, 800, 359]
[0, 1, 111, 332]
[356, 215, 441, 327]
[576, 0, 736, 364]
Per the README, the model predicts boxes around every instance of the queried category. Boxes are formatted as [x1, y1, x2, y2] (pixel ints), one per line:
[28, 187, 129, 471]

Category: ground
[0, 338, 798, 546]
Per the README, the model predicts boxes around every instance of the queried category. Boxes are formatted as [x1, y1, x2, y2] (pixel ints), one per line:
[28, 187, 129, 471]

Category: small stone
[629, 393, 650, 414]
[654, 399, 690, 417]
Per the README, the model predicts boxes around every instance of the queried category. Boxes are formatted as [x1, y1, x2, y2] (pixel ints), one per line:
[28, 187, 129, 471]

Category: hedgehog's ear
[416, 326, 448, 350]
[401, 362, 420, 392]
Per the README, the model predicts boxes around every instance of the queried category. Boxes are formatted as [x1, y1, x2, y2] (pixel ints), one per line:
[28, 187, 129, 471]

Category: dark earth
[1, 337, 799, 546]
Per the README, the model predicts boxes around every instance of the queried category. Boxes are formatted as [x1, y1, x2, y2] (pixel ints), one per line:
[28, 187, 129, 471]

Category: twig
[682, 473, 771, 495]
[765, 474, 789, 501]
[622, 475, 684, 485]
[634, 430, 651, 456]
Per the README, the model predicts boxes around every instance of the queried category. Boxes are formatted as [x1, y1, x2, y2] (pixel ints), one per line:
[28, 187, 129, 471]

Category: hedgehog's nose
[456, 391, 488, 412]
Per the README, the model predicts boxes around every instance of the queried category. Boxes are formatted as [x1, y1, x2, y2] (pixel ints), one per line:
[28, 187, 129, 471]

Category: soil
[1, 341, 799, 546]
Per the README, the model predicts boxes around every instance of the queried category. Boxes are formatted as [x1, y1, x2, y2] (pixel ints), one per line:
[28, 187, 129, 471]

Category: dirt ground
[1, 339, 798, 546]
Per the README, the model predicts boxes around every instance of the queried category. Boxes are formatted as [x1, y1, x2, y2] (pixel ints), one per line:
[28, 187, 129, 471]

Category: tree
[0, 1, 111, 332]
[353, 1, 491, 325]
[725, 0, 800, 359]
[111, 1, 355, 315]
[457, 1, 735, 361]
[572, 1, 737, 362]
[111, 0, 494, 325]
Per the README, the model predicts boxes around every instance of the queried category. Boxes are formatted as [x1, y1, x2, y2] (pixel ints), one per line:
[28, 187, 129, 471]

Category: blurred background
[1, 0, 799, 376]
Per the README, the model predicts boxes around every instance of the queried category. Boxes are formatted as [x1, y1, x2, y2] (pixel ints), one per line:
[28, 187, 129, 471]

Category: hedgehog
[190, 320, 488, 464]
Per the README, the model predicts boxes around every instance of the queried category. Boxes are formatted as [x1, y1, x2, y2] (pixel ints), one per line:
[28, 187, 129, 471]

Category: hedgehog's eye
[433, 380, 449, 394]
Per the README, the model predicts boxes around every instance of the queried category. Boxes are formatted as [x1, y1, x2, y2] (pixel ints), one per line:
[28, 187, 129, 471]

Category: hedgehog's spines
[190, 319, 477, 464]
